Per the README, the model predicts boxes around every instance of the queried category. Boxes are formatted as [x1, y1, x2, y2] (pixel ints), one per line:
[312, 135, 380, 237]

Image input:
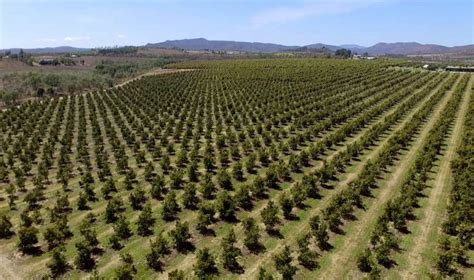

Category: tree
[129, 185, 146, 210]
[187, 161, 199, 182]
[194, 247, 217, 279]
[109, 234, 123, 250]
[0, 215, 14, 239]
[168, 269, 185, 280]
[75, 239, 95, 270]
[17, 225, 39, 253]
[232, 162, 244, 181]
[150, 175, 165, 200]
[310, 216, 330, 250]
[137, 203, 155, 236]
[36, 88, 45, 98]
[77, 191, 89, 210]
[436, 251, 455, 276]
[216, 192, 236, 221]
[217, 169, 232, 190]
[162, 191, 180, 221]
[169, 220, 191, 252]
[105, 197, 124, 223]
[297, 234, 318, 269]
[261, 200, 279, 233]
[151, 232, 170, 255]
[274, 246, 297, 280]
[203, 153, 214, 172]
[252, 175, 267, 198]
[257, 267, 274, 280]
[221, 228, 242, 271]
[280, 193, 294, 219]
[357, 249, 373, 272]
[102, 178, 117, 199]
[114, 215, 132, 240]
[161, 154, 171, 173]
[47, 246, 69, 277]
[182, 183, 199, 209]
[235, 185, 253, 210]
[200, 174, 216, 199]
[170, 169, 184, 189]
[291, 182, 306, 208]
[243, 218, 261, 252]
[114, 253, 137, 280]
[245, 154, 256, 173]
[335, 48, 352, 58]
[44, 223, 67, 250]
[196, 202, 215, 234]
[147, 238, 164, 271]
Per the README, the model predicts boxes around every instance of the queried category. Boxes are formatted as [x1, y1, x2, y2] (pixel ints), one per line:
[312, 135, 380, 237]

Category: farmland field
[0, 59, 472, 279]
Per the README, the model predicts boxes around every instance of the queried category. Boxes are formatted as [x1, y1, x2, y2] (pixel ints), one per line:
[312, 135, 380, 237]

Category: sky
[0, 0, 472, 49]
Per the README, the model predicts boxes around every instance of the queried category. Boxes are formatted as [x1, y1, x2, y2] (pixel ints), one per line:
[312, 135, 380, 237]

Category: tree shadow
[267, 228, 284, 239]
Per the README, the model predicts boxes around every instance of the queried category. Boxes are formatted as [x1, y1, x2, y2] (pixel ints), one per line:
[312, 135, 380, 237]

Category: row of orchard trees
[436, 78, 473, 277]
[358, 74, 469, 276]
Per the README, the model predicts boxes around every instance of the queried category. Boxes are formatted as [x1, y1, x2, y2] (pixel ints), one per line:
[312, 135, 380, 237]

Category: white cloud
[117, 34, 127, 39]
[251, 0, 386, 27]
[63, 36, 91, 42]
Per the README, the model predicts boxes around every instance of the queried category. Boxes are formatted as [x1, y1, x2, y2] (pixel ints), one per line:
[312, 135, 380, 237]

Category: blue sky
[0, 0, 472, 49]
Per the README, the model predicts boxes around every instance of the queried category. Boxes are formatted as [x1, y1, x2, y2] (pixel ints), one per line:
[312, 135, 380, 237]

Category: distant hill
[361, 42, 474, 55]
[4, 46, 90, 54]
[146, 38, 474, 55]
[2, 39, 473, 56]
[146, 38, 299, 53]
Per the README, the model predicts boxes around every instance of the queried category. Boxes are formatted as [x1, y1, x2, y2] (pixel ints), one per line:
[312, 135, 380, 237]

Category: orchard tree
[75, 239, 95, 270]
[129, 185, 146, 210]
[169, 220, 191, 252]
[168, 269, 185, 280]
[200, 174, 216, 199]
[357, 249, 374, 273]
[150, 175, 166, 200]
[47, 246, 69, 277]
[221, 228, 242, 271]
[243, 217, 261, 252]
[114, 253, 137, 280]
[257, 267, 275, 280]
[182, 183, 199, 210]
[310, 215, 330, 250]
[162, 191, 180, 221]
[113, 215, 132, 240]
[18, 225, 39, 254]
[274, 246, 297, 280]
[297, 234, 318, 269]
[216, 192, 236, 221]
[196, 202, 215, 234]
[217, 169, 232, 190]
[235, 185, 253, 210]
[187, 161, 199, 182]
[232, 162, 244, 181]
[194, 247, 218, 279]
[0, 215, 14, 239]
[137, 203, 155, 236]
[280, 193, 294, 219]
[147, 238, 164, 271]
[261, 200, 279, 233]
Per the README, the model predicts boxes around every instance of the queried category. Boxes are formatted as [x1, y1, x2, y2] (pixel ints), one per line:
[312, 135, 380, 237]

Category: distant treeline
[96, 46, 139, 55]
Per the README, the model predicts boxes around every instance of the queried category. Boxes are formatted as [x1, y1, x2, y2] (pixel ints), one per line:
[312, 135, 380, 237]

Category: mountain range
[3, 38, 473, 56]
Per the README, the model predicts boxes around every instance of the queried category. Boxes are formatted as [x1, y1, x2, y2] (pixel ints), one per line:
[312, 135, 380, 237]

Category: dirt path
[0, 253, 21, 280]
[114, 68, 194, 88]
[317, 75, 461, 280]
[400, 75, 472, 279]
